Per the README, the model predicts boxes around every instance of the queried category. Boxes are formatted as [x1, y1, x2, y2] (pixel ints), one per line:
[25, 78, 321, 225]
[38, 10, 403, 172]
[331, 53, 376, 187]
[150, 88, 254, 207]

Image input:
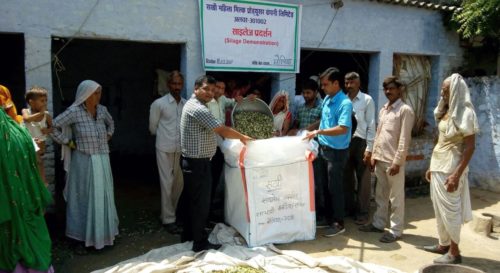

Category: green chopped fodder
[207, 265, 266, 273]
[234, 112, 274, 139]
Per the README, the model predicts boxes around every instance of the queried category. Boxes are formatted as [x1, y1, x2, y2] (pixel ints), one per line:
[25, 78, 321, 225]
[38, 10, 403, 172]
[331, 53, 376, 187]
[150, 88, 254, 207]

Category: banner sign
[199, 0, 301, 73]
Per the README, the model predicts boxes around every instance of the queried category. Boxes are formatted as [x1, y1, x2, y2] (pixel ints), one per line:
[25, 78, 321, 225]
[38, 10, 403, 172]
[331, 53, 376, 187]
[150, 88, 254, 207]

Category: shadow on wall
[467, 77, 500, 193]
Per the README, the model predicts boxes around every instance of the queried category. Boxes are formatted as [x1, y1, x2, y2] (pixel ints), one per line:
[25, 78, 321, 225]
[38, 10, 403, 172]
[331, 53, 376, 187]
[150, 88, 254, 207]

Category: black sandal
[358, 223, 384, 233]
[379, 232, 401, 243]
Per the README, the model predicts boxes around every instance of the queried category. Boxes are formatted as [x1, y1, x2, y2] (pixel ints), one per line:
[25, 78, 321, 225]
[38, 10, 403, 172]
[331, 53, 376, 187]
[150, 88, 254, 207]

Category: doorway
[0, 33, 26, 109]
[298, 50, 371, 96]
[51, 37, 182, 182]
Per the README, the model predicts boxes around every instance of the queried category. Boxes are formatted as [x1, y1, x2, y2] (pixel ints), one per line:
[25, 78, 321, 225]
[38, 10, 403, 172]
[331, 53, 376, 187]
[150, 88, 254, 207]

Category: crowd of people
[0, 68, 478, 270]
[148, 68, 477, 264]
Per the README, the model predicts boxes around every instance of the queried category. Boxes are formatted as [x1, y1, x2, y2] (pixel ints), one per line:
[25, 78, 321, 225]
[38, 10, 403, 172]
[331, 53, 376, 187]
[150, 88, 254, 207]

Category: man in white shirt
[343, 72, 376, 225]
[149, 70, 186, 234]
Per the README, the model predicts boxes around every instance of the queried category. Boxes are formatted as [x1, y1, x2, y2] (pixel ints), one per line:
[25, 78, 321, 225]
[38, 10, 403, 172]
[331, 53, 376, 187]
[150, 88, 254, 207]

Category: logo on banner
[273, 54, 293, 66]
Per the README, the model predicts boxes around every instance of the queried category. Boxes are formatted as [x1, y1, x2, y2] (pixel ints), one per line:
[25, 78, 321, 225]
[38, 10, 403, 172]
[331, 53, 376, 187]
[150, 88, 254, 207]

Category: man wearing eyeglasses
[359, 76, 414, 243]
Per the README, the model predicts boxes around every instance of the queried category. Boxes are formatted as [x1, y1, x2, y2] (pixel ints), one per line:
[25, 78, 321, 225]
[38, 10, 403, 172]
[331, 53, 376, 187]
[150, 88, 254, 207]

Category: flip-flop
[434, 253, 462, 264]
[417, 244, 450, 254]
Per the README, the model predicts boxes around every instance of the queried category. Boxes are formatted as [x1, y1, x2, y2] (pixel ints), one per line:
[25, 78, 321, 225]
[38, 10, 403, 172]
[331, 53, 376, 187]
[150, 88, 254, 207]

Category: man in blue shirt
[304, 67, 353, 237]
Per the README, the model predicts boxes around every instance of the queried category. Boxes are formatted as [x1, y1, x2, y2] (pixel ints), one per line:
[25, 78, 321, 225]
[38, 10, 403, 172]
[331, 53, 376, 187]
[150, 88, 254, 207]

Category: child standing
[22, 86, 53, 186]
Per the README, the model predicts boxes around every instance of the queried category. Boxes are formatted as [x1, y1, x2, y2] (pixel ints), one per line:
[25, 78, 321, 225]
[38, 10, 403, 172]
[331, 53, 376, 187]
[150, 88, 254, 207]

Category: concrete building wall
[1, 0, 467, 188]
[1, 0, 464, 107]
[1, 0, 202, 100]
[468, 77, 500, 193]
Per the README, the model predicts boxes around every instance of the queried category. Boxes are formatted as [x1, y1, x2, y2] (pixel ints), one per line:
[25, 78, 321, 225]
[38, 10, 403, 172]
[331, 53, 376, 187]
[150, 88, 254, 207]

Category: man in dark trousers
[343, 72, 376, 225]
[304, 67, 353, 237]
[179, 75, 251, 251]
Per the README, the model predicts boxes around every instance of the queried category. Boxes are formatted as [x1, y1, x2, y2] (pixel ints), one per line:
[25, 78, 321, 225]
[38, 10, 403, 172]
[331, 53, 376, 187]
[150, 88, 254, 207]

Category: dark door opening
[297, 50, 371, 96]
[0, 33, 26, 110]
[51, 37, 181, 184]
[206, 72, 273, 104]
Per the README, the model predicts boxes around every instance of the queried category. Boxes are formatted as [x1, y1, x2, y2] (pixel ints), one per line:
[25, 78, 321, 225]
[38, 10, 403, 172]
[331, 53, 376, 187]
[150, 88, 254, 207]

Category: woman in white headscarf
[51, 80, 118, 250]
[420, 74, 479, 264]
[269, 90, 291, 136]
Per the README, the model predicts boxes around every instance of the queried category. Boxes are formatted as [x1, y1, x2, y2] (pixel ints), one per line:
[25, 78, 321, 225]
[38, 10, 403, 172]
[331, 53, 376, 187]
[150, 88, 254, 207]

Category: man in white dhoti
[421, 73, 479, 264]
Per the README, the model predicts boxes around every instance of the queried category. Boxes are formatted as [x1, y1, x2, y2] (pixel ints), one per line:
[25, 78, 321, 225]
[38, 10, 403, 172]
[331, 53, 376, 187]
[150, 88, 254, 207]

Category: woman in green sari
[0, 85, 54, 273]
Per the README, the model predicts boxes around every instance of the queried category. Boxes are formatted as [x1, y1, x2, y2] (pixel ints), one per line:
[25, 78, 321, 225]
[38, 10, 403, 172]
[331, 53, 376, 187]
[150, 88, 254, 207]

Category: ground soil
[50, 180, 500, 273]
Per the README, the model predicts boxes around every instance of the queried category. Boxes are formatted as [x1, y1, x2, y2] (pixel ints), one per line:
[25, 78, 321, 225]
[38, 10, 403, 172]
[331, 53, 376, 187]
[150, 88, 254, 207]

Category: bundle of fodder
[233, 111, 273, 139]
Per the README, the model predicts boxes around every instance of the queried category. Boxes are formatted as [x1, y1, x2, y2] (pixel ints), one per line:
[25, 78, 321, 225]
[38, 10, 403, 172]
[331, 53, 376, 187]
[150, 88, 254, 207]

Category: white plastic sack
[223, 136, 317, 247]
[221, 135, 317, 168]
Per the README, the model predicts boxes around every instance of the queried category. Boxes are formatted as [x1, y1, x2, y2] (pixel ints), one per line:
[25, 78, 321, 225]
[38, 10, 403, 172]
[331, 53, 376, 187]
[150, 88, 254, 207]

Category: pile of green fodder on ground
[233, 111, 274, 139]
[208, 265, 266, 273]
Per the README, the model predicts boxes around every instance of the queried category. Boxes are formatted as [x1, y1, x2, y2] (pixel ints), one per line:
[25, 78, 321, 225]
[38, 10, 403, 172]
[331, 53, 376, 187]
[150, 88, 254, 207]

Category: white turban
[433, 73, 479, 138]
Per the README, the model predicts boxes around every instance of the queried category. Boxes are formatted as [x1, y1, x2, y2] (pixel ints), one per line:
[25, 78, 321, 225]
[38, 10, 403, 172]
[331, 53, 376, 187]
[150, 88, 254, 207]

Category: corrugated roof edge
[368, 0, 461, 12]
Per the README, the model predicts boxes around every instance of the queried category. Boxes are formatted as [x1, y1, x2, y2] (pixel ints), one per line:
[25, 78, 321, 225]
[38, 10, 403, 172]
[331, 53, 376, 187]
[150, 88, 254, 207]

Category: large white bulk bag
[222, 136, 317, 247]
